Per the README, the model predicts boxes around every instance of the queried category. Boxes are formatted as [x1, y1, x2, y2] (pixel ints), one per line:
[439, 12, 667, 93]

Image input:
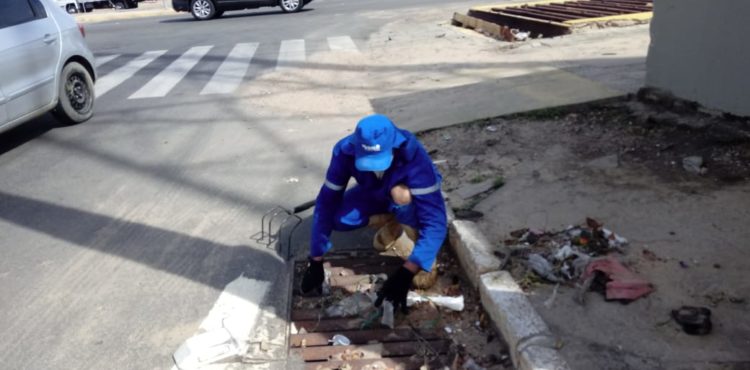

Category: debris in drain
[325, 292, 376, 318]
[407, 292, 465, 311]
[291, 251, 509, 369]
[381, 300, 395, 329]
[329, 334, 352, 346]
[671, 306, 712, 335]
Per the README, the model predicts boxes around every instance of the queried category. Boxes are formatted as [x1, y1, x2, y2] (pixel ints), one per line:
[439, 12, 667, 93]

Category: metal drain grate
[455, 0, 653, 39]
[491, 0, 653, 23]
[289, 253, 451, 370]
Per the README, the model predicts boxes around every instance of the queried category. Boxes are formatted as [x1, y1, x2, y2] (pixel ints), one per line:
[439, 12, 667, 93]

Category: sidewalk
[225, 4, 654, 368]
[361, 10, 649, 132]
[74, 1, 178, 23]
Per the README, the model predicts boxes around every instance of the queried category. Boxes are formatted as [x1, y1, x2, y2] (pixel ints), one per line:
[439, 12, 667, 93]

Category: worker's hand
[300, 257, 324, 295]
[375, 266, 415, 314]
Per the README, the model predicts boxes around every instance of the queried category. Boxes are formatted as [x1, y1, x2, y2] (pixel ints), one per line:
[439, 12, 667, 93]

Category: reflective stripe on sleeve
[409, 182, 440, 196]
[324, 180, 345, 191]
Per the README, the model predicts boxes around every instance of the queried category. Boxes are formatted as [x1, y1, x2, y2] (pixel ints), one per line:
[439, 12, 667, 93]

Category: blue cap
[353, 114, 397, 171]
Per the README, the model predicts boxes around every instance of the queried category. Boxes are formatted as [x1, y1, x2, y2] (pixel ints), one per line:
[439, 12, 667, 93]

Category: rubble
[671, 306, 712, 335]
[503, 218, 630, 285]
[682, 156, 706, 175]
[454, 179, 497, 200]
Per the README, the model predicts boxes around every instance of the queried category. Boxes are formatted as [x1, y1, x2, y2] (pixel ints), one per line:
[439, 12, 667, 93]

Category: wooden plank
[328, 265, 395, 276]
[329, 274, 374, 287]
[303, 356, 450, 370]
[452, 12, 508, 40]
[290, 329, 442, 347]
[469, 9, 571, 28]
[324, 256, 404, 268]
[293, 318, 384, 333]
[291, 309, 351, 321]
[563, 11, 652, 25]
[292, 340, 450, 361]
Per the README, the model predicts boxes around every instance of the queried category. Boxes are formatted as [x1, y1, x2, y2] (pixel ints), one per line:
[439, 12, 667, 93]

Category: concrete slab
[448, 220, 501, 288]
[371, 69, 621, 132]
[479, 271, 570, 370]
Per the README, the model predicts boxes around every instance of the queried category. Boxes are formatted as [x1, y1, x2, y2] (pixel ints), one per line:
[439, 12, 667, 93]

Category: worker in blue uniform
[300, 114, 447, 313]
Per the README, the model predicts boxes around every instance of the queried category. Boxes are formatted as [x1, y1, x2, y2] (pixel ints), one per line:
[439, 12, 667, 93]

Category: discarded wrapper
[329, 334, 352, 346]
[381, 301, 395, 329]
[325, 292, 374, 318]
[406, 292, 465, 311]
[580, 256, 653, 301]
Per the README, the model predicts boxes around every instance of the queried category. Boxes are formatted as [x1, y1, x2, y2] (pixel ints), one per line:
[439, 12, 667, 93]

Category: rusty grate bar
[303, 357, 449, 370]
[290, 252, 451, 370]
[490, 0, 652, 23]
[535, 4, 617, 17]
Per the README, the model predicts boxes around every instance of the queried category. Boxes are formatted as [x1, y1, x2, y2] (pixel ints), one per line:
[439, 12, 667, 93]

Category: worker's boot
[372, 220, 438, 289]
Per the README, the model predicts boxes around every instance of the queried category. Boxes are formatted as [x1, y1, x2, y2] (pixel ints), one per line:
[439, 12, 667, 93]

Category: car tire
[191, 0, 216, 20]
[53, 62, 95, 125]
[114, 1, 127, 9]
[66, 4, 78, 13]
[279, 0, 303, 12]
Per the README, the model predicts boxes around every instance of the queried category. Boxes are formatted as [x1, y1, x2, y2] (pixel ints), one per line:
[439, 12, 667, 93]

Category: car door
[0, 0, 61, 124]
[215, 0, 269, 8]
[0, 87, 8, 126]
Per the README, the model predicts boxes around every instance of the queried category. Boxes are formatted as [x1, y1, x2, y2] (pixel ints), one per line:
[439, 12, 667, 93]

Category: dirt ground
[420, 96, 750, 370]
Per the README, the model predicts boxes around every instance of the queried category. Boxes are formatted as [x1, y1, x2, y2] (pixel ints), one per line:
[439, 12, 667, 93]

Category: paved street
[0, 0, 494, 369]
[0, 0, 654, 368]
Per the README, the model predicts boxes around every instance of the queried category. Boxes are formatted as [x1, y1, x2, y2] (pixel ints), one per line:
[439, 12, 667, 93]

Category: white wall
[646, 0, 750, 116]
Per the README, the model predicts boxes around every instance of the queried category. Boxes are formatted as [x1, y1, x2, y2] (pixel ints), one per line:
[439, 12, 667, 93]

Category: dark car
[173, 0, 311, 20]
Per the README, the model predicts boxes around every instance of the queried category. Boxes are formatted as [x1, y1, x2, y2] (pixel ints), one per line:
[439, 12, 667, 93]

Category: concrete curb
[75, 8, 179, 24]
[446, 215, 571, 370]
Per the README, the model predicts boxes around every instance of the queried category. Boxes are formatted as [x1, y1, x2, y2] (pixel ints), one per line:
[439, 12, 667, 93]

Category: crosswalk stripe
[276, 39, 305, 71]
[201, 43, 259, 95]
[327, 36, 358, 52]
[129, 45, 213, 99]
[96, 50, 166, 98]
[95, 54, 119, 68]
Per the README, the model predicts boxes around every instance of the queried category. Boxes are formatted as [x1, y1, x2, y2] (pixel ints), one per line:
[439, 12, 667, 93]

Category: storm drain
[289, 253, 451, 370]
[453, 0, 653, 39]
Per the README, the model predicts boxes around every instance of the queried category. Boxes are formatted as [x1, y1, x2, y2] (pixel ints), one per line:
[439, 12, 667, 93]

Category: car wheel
[53, 62, 95, 125]
[114, 1, 126, 9]
[191, 0, 216, 20]
[66, 4, 78, 13]
[279, 0, 303, 12]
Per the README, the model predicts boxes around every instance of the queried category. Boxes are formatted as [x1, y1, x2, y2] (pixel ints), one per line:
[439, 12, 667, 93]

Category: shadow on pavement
[158, 8, 312, 23]
[0, 190, 285, 290]
[0, 113, 59, 157]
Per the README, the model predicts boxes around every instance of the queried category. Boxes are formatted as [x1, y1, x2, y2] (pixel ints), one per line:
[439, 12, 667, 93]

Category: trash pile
[502, 217, 653, 302]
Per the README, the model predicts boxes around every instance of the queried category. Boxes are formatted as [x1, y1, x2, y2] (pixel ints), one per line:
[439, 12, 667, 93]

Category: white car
[0, 0, 96, 134]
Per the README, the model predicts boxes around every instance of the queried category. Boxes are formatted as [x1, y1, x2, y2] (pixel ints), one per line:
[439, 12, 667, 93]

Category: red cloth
[582, 256, 653, 301]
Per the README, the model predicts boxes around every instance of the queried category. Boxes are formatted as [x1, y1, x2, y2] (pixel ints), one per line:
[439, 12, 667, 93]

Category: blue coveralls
[310, 128, 447, 272]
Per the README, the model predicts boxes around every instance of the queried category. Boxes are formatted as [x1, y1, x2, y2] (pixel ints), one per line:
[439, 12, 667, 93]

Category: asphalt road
[0, 0, 487, 369]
